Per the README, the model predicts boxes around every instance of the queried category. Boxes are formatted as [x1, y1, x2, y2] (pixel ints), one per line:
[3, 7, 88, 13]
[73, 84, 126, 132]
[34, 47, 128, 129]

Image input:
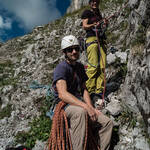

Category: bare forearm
[82, 18, 97, 30]
[83, 89, 93, 108]
[56, 80, 87, 109]
[59, 91, 88, 109]
[83, 23, 96, 30]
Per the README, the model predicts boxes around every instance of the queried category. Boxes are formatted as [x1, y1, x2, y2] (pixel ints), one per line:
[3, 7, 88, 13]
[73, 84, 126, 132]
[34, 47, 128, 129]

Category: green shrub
[0, 104, 12, 119]
[131, 25, 146, 47]
[118, 105, 137, 128]
[15, 115, 51, 148]
[15, 95, 53, 148]
[100, 0, 124, 10]
[106, 31, 121, 44]
[0, 60, 17, 87]
[120, 20, 128, 32]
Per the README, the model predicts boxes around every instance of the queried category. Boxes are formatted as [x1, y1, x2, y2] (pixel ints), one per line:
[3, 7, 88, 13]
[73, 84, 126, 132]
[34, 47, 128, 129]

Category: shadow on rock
[109, 126, 120, 150]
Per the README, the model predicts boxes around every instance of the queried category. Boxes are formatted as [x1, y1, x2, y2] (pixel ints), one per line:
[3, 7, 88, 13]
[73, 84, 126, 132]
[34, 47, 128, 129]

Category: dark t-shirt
[53, 61, 88, 98]
[81, 9, 103, 38]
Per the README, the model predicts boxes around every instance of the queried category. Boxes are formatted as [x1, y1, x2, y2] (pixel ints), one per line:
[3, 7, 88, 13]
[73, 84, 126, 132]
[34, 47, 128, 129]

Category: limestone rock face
[67, 0, 89, 13]
[0, 0, 150, 149]
[121, 0, 150, 136]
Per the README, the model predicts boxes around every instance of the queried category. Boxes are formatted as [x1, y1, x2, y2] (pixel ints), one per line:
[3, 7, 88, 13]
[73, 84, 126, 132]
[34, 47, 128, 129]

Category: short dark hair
[89, 0, 100, 4]
[89, 0, 93, 4]
[89, 0, 92, 4]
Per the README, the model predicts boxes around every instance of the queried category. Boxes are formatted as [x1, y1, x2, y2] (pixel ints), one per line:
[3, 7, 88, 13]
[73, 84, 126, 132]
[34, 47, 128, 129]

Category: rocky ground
[0, 0, 150, 149]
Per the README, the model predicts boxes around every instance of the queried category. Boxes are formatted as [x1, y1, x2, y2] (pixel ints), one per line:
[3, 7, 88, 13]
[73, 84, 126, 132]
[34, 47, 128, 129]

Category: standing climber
[81, 0, 108, 99]
[50, 35, 113, 150]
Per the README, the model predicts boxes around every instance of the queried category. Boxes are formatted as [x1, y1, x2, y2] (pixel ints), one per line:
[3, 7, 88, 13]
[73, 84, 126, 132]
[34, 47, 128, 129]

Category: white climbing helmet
[61, 35, 79, 50]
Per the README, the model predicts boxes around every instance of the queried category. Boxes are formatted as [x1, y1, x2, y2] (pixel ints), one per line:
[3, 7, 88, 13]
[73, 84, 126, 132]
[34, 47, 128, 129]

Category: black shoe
[90, 93, 95, 99]
[95, 93, 103, 99]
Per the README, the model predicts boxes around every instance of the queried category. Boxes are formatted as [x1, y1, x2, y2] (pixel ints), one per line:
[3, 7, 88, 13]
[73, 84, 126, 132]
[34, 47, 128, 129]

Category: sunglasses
[64, 46, 80, 53]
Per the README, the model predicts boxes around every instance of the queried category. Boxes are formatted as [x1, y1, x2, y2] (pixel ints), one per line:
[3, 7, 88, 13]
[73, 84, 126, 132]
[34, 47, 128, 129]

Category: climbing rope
[84, 0, 129, 68]
[46, 100, 101, 150]
[29, 80, 57, 119]
[91, 0, 129, 107]
[29, 82, 100, 150]
[29, 80, 54, 102]
[95, 25, 106, 107]
[92, 0, 129, 38]
[46, 101, 73, 150]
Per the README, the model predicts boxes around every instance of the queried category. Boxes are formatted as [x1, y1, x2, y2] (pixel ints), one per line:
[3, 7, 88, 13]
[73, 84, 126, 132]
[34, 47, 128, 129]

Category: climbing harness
[92, 19, 108, 37]
[93, 0, 129, 37]
[86, 40, 101, 68]
[80, 0, 129, 52]
[94, 0, 129, 105]
[82, 0, 129, 107]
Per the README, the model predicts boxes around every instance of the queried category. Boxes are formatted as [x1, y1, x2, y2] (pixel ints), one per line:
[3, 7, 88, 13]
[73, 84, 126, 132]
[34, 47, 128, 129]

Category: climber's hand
[86, 105, 98, 121]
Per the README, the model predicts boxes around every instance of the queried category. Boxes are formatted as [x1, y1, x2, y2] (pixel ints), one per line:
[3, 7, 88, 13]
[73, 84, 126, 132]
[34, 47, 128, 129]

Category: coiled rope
[46, 101, 101, 150]
[46, 101, 73, 150]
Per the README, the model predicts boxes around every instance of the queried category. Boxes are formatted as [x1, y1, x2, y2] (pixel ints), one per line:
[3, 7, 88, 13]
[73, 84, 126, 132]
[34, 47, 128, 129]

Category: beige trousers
[65, 105, 113, 150]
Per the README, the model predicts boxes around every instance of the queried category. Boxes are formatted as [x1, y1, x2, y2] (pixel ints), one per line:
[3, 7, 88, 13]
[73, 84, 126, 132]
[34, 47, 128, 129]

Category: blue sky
[0, 0, 71, 42]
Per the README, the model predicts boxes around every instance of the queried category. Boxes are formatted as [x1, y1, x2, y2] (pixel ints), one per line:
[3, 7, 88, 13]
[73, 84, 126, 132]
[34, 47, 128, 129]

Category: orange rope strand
[46, 101, 73, 150]
[46, 101, 101, 150]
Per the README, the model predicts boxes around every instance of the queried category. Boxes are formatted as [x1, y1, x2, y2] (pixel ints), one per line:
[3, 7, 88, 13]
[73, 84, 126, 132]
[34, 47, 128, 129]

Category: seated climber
[48, 35, 113, 150]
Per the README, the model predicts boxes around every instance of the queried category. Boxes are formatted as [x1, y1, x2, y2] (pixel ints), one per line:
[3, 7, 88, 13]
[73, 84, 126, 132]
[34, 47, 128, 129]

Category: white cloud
[0, 0, 61, 30]
[0, 16, 12, 29]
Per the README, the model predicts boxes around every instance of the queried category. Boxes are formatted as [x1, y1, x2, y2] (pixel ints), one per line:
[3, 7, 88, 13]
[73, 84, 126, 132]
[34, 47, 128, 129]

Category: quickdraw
[92, 19, 108, 37]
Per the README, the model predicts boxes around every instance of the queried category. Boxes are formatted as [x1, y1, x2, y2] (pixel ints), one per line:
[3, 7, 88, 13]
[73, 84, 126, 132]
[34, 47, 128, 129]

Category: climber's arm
[82, 83, 101, 116]
[56, 79, 98, 121]
[82, 83, 93, 107]
[82, 18, 97, 30]
[56, 79, 88, 108]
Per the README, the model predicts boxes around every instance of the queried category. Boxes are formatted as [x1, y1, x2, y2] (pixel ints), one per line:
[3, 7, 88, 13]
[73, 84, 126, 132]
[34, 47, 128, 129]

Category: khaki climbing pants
[65, 105, 113, 150]
[86, 36, 106, 95]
